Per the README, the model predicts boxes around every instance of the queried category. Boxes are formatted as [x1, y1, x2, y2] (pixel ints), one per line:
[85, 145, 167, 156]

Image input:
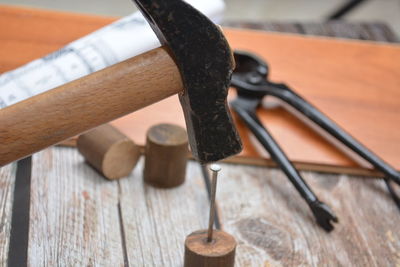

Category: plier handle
[230, 50, 400, 231]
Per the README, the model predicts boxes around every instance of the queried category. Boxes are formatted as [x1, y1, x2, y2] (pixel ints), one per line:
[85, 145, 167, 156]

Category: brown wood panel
[0, 5, 115, 72]
[1, 5, 399, 174]
[226, 29, 400, 170]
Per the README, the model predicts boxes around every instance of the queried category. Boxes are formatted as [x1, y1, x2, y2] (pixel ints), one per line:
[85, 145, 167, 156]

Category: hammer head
[133, 0, 242, 163]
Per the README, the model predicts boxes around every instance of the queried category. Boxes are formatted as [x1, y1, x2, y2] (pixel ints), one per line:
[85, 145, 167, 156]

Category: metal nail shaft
[207, 164, 221, 242]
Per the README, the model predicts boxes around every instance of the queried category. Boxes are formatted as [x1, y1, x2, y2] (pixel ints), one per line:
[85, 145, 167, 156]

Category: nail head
[210, 164, 221, 172]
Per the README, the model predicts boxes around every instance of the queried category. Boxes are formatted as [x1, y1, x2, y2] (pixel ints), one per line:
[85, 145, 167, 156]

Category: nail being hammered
[207, 164, 221, 242]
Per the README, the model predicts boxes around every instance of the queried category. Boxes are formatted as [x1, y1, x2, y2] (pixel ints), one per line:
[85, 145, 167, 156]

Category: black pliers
[230, 50, 400, 231]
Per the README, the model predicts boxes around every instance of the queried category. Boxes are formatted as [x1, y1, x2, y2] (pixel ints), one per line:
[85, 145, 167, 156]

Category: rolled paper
[0, 0, 225, 108]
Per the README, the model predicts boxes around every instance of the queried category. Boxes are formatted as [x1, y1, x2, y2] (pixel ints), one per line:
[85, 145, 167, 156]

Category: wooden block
[143, 124, 188, 188]
[184, 229, 236, 267]
[77, 124, 140, 180]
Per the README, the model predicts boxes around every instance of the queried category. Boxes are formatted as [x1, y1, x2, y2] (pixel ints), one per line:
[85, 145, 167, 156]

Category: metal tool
[230, 50, 400, 224]
[0, 0, 242, 166]
[207, 164, 221, 242]
[230, 51, 339, 231]
[230, 93, 338, 231]
[184, 163, 236, 267]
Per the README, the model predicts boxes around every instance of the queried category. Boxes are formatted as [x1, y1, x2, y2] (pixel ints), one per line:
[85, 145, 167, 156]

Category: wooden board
[1, 146, 399, 266]
[24, 147, 209, 266]
[1, 5, 400, 176]
[119, 158, 209, 266]
[216, 163, 400, 266]
[0, 163, 16, 265]
[29, 148, 125, 265]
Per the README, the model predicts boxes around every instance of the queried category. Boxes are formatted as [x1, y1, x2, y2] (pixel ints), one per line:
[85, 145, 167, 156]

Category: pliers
[230, 50, 400, 231]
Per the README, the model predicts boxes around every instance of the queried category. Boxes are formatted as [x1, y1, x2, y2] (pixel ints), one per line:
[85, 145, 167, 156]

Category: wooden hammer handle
[0, 47, 182, 166]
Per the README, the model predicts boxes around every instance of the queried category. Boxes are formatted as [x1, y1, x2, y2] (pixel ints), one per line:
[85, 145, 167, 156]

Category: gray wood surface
[217, 163, 400, 266]
[22, 147, 209, 266]
[119, 158, 209, 266]
[0, 146, 399, 266]
[0, 163, 16, 266]
[28, 148, 125, 266]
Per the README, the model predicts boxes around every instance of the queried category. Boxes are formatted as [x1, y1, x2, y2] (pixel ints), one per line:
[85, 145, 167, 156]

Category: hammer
[0, 0, 242, 166]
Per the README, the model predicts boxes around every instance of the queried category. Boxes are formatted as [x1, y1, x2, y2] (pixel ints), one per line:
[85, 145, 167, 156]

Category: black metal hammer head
[133, 0, 242, 163]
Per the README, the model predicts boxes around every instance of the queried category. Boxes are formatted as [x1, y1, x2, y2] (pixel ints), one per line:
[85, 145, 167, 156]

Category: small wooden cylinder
[77, 124, 140, 180]
[184, 229, 236, 267]
[143, 123, 188, 188]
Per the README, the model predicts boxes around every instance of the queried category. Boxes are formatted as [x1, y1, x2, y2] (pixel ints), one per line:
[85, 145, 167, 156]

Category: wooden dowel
[143, 123, 188, 188]
[184, 229, 236, 267]
[77, 124, 140, 180]
[0, 47, 182, 166]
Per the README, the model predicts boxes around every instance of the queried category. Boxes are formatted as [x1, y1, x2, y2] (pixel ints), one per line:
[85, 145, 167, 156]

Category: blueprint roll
[0, 0, 225, 108]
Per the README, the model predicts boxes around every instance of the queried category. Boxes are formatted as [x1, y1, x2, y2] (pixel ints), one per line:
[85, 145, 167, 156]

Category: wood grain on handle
[0, 47, 183, 166]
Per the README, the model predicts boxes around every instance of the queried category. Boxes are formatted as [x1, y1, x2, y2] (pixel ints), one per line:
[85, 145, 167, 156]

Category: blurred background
[1, 0, 399, 38]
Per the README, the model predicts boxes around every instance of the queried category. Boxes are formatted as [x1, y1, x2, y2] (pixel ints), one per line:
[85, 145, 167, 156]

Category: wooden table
[1, 6, 400, 266]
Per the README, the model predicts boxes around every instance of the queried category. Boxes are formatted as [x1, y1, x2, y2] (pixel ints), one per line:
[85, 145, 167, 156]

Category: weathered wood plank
[0, 163, 16, 266]
[28, 147, 125, 266]
[119, 160, 209, 266]
[216, 163, 400, 266]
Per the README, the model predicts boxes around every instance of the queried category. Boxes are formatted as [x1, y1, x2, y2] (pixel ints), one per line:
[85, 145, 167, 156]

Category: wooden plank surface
[25, 147, 210, 266]
[0, 163, 16, 266]
[3, 146, 400, 266]
[119, 159, 209, 266]
[28, 147, 125, 266]
[1, 5, 400, 175]
[216, 163, 400, 266]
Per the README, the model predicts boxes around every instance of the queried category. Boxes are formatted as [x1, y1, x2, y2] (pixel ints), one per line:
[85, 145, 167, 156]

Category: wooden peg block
[184, 229, 236, 267]
[143, 123, 188, 188]
[77, 124, 140, 180]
